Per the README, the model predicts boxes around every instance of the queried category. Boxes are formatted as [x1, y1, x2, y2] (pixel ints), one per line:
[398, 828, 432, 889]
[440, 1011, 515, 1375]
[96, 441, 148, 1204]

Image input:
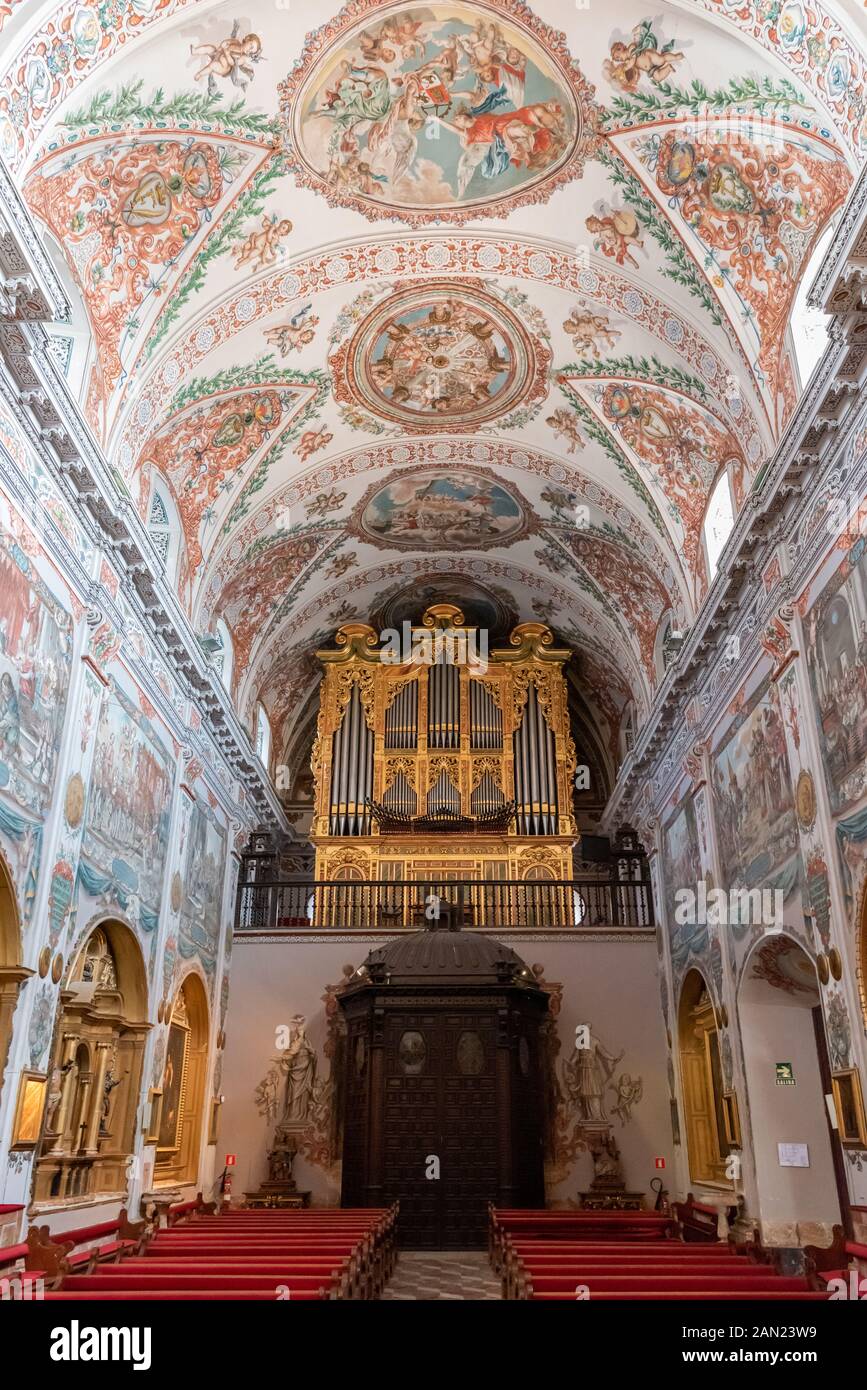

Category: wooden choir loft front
[313, 603, 577, 897]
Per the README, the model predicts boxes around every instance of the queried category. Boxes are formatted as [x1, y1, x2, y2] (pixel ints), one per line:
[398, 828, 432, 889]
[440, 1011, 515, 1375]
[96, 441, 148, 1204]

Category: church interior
[1, 0, 867, 1324]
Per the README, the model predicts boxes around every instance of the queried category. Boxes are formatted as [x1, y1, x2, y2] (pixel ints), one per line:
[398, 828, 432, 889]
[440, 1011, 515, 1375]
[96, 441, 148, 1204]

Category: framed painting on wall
[722, 1090, 742, 1149]
[157, 1020, 190, 1156]
[208, 1097, 222, 1147]
[11, 1071, 47, 1148]
[145, 1087, 163, 1145]
[831, 1068, 867, 1145]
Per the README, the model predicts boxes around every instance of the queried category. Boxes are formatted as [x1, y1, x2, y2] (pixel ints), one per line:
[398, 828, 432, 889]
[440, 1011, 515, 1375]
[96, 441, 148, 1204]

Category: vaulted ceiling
[4, 0, 865, 784]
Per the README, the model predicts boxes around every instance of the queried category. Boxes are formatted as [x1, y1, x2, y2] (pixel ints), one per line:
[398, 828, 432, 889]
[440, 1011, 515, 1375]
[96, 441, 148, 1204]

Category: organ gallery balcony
[234, 836, 654, 937]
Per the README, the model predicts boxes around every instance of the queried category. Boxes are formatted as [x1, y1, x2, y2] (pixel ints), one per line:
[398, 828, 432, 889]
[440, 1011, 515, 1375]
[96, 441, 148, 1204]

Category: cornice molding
[0, 158, 68, 324]
[808, 162, 867, 312]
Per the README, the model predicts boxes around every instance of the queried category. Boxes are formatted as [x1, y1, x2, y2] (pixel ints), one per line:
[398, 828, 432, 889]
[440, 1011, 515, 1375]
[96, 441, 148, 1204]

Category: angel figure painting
[603, 21, 685, 94]
[190, 21, 263, 98]
[292, 4, 578, 217]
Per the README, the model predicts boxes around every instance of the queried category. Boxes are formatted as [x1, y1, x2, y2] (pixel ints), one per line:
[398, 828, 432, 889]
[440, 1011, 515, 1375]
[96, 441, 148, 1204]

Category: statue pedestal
[579, 1189, 645, 1211]
[580, 1133, 643, 1209]
[245, 1122, 310, 1208]
[243, 1184, 310, 1210]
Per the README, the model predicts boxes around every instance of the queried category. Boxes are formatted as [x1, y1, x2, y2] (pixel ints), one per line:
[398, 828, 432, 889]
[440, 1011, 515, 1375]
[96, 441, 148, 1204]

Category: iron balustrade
[234, 876, 654, 934]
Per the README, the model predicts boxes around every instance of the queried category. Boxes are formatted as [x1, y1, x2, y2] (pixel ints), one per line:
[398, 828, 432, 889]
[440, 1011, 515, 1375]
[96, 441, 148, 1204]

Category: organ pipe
[385, 682, 417, 749]
[471, 773, 505, 818]
[329, 685, 373, 836]
[513, 683, 559, 836]
[384, 772, 417, 818]
[428, 661, 459, 749]
[427, 769, 460, 817]
[470, 681, 501, 749]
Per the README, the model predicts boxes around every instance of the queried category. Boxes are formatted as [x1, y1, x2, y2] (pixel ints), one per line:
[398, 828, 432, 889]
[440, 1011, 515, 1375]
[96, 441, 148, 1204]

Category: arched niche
[33, 919, 149, 1208]
[737, 934, 842, 1240]
[677, 968, 732, 1189]
[154, 972, 210, 1188]
[0, 849, 29, 1105]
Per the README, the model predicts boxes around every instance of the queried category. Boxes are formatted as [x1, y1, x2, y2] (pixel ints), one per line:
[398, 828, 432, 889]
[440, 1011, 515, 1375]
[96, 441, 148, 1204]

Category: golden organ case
[311, 604, 577, 907]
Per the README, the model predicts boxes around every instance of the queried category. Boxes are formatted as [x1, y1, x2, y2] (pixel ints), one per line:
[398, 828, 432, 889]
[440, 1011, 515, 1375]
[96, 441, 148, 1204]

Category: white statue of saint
[562, 1029, 624, 1124]
[279, 1015, 318, 1125]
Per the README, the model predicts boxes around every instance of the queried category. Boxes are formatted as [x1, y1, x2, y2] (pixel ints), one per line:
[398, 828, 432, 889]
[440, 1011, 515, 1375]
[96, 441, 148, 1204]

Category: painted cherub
[295, 426, 333, 462]
[234, 215, 292, 272]
[191, 21, 262, 97]
[264, 305, 319, 355]
[603, 21, 684, 93]
[546, 408, 585, 455]
[394, 17, 426, 60]
[358, 22, 398, 64]
[586, 208, 644, 269]
[563, 303, 621, 357]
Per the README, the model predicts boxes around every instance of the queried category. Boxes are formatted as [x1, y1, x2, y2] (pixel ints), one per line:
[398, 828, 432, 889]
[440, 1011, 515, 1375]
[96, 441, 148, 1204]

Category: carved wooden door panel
[439, 1011, 499, 1249]
[382, 1008, 499, 1248]
[383, 1010, 441, 1248]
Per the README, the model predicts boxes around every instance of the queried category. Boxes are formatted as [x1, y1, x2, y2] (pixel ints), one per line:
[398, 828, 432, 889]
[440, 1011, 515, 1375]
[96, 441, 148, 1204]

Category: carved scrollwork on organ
[383, 756, 417, 791]
[427, 755, 461, 791]
[471, 757, 502, 791]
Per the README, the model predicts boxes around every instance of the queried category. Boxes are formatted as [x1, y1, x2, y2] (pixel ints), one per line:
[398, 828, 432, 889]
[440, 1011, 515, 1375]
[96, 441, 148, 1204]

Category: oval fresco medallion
[279, 0, 598, 226]
[331, 281, 549, 432]
[64, 772, 85, 829]
[355, 467, 527, 550]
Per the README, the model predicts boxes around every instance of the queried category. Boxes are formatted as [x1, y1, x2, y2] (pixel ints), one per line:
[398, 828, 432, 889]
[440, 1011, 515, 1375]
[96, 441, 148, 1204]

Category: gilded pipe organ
[312, 604, 577, 887]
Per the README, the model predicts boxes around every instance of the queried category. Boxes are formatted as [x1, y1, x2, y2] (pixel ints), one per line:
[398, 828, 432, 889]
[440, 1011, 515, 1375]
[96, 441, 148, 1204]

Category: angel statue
[611, 1072, 644, 1126]
[254, 1065, 281, 1120]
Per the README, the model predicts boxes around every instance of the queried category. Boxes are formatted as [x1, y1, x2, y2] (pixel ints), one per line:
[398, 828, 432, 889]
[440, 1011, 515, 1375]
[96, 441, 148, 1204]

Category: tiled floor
[380, 1250, 502, 1300]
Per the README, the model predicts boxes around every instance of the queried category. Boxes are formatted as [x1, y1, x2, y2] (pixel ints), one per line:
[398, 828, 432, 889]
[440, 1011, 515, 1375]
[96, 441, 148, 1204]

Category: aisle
[379, 1251, 502, 1300]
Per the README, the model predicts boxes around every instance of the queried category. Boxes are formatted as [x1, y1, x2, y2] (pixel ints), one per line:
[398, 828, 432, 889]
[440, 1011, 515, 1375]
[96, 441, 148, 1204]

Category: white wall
[220, 934, 672, 1209]
[739, 988, 840, 1243]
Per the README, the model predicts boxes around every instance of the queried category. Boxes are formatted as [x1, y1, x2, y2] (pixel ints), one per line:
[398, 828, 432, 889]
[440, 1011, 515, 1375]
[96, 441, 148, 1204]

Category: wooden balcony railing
[234, 876, 654, 935]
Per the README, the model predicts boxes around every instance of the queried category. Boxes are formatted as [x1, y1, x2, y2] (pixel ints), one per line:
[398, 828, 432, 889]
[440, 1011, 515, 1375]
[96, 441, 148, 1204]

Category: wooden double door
[382, 1008, 500, 1248]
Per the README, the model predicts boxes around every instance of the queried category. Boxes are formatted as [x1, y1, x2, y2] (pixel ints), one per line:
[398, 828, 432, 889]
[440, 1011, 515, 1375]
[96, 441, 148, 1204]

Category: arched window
[255, 703, 272, 767]
[147, 477, 181, 586]
[703, 471, 736, 582]
[213, 619, 233, 692]
[790, 220, 838, 391]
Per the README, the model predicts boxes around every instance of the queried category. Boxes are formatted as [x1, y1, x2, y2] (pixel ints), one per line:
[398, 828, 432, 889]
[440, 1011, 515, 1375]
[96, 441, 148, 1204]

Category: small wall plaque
[777, 1143, 809, 1168]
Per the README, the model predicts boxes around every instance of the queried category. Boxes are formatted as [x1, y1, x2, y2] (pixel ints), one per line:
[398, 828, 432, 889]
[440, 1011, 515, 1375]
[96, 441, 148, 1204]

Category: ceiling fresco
[4, 0, 866, 782]
[281, 0, 600, 224]
[329, 278, 551, 431]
